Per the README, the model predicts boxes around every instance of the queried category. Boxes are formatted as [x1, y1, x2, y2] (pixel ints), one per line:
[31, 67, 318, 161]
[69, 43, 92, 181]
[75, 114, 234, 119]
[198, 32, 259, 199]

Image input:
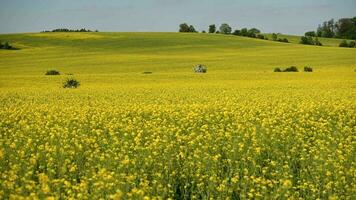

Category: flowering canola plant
[0, 77, 354, 199]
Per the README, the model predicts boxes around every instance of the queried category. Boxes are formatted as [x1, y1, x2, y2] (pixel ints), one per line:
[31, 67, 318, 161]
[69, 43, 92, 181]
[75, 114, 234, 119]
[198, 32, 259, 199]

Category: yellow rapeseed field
[0, 32, 355, 199]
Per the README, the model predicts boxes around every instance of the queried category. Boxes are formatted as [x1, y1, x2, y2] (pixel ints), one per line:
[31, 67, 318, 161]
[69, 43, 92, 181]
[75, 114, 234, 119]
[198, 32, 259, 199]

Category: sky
[0, 0, 355, 35]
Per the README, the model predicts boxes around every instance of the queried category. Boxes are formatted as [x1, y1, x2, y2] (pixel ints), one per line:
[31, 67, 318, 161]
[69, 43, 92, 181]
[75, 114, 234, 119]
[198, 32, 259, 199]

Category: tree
[336, 18, 356, 39]
[240, 28, 248, 36]
[349, 41, 356, 48]
[219, 23, 232, 34]
[272, 33, 278, 41]
[300, 36, 314, 45]
[202, 30, 206, 33]
[0, 41, 3, 49]
[188, 25, 197, 33]
[209, 24, 216, 33]
[179, 23, 190, 32]
[305, 31, 316, 37]
[247, 28, 260, 37]
[232, 30, 241, 36]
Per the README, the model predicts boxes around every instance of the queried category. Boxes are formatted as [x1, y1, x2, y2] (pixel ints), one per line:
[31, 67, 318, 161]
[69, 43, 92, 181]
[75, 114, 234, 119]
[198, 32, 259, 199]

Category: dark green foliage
[4, 42, 11, 49]
[42, 28, 95, 32]
[179, 23, 197, 33]
[339, 40, 356, 48]
[272, 33, 278, 41]
[208, 24, 216, 33]
[232, 30, 241, 36]
[277, 38, 289, 43]
[45, 70, 60, 75]
[0, 41, 13, 50]
[219, 23, 232, 34]
[240, 28, 248, 37]
[349, 41, 356, 47]
[194, 64, 207, 73]
[247, 28, 260, 37]
[257, 34, 265, 39]
[305, 31, 316, 37]
[304, 66, 313, 72]
[314, 17, 356, 39]
[202, 30, 206, 33]
[339, 40, 349, 47]
[274, 68, 282, 72]
[179, 23, 190, 32]
[63, 78, 80, 88]
[188, 25, 197, 33]
[284, 66, 298, 72]
[274, 66, 299, 72]
[142, 71, 153, 74]
[300, 36, 320, 45]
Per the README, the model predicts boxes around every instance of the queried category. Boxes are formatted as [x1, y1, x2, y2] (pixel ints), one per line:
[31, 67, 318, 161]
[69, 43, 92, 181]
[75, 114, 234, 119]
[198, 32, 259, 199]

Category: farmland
[0, 32, 355, 199]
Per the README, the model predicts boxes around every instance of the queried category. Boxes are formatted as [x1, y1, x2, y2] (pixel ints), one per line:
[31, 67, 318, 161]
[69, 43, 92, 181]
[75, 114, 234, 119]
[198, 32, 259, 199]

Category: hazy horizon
[0, 0, 355, 35]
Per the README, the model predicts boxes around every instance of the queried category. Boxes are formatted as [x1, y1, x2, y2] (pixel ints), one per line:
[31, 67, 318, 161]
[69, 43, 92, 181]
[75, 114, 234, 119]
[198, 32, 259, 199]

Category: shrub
[349, 41, 356, 48]
[143, 71, 153, 74]
[314, 38, 323, 46]
[274, 68, 282, 72]
[284, 66, 298, 72]
[45, 70, 60, 75]
[63, 78, 80, 88]
[281, 38, 289, 43]
[257, 34, 265, 39]
[304, 66, 313, 72]
[339, 40, 349, 47]
[272, 33, 278, 41]
[194, 64, 207, 73]
[300, 36, 314, 45]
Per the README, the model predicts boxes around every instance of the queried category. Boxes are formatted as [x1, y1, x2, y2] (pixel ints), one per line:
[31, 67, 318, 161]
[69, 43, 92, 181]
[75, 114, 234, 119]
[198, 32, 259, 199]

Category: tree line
[42, 28, 99, 33]
[305, 17, 356, 39]
[179, 23, 289, 43]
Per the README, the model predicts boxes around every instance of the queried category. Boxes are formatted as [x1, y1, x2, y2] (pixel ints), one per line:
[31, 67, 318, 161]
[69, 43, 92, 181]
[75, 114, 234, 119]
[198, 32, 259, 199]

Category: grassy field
[0, 32, 355, 199]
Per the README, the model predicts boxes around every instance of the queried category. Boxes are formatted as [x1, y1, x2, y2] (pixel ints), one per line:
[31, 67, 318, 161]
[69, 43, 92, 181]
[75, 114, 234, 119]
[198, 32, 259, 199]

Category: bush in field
[349, 41, 356, 48]
[274, 67, 282, 72]
[194, 64, 207, 73]
[339, 40, 356, 48]
[63, 78, 80, 88]
[284, 66, 298, 72]
[45, 70, 60, 75]
[300, 36, 314, 45]
[304, 66, 313, 72]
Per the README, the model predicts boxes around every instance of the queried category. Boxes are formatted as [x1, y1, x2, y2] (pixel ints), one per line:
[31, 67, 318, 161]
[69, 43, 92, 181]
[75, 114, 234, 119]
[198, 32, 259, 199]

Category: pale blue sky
[0, 0, 355, 34]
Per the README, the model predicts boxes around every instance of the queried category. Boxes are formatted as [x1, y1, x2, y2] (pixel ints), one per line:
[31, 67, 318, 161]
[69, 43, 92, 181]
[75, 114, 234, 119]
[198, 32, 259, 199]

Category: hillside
[0, 32, 355, 77]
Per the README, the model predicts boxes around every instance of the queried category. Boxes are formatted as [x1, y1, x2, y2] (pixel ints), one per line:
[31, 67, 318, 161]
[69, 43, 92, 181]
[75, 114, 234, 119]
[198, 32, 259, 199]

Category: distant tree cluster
[179, 23, 197, 33]
[299, 36, 322, 46]
[271, 33, 289, 43]
[305, 17, 356, 39]
[0, 41, 13, 50]
[42, 28, 98, 33]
